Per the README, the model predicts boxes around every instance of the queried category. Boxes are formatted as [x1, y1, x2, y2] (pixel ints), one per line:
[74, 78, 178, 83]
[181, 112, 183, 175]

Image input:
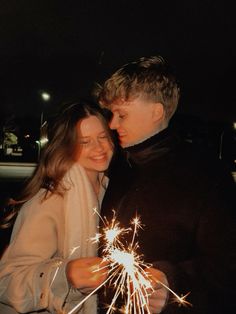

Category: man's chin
[121, 137, 151, 148]
[119, 135, 148, 148]
[118, 137, 127, 148]
[121, 140, 136, 148]
[119, 138, 131, 148]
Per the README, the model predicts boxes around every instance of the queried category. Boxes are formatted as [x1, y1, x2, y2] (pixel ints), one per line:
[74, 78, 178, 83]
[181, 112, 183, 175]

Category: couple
[0, 56, 235, 314]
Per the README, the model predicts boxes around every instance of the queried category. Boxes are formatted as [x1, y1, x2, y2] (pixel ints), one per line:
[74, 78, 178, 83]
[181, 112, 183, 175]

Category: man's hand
[66, 257, 108, 294]
[145, 267, 169, 313]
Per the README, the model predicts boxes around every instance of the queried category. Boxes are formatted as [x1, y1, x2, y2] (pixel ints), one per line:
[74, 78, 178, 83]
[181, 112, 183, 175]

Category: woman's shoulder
[20, 189, 64, 219]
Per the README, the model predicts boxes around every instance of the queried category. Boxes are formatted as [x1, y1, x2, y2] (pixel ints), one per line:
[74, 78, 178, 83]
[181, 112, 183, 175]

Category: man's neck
[124, 124, 168, 148]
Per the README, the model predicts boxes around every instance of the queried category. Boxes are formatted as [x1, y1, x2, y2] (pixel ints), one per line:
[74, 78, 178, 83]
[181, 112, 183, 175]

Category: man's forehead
[110, 97, 138, 110]
[110, 100, 129, 112]
[110, 95, 151, 111]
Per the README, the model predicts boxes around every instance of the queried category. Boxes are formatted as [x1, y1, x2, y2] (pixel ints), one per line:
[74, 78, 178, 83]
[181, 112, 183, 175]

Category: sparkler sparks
[99, 213, 155, 314]
[67, 211, 191, 314]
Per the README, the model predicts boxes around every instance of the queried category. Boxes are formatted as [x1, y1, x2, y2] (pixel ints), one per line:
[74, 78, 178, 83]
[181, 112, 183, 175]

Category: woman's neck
[85, 169, 100, 196]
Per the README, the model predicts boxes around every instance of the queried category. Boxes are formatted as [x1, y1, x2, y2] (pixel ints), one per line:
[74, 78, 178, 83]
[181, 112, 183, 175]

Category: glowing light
[41, 92, 50, 101]
[67, 211, 191, 314]
[39, 136, 48, 146]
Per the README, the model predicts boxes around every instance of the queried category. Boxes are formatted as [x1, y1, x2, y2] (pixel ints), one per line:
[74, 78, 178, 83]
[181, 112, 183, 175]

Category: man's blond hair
[96, 56, 180, 121]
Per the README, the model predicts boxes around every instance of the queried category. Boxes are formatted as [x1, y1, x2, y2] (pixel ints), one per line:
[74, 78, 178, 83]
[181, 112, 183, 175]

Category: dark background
[0, 0, 236, 255]
[0, 0, 235, 123]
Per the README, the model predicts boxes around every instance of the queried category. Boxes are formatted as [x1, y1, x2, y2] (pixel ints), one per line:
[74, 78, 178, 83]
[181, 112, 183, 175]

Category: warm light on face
[76, 115, 113, 175]
[110, 97, 162, 148]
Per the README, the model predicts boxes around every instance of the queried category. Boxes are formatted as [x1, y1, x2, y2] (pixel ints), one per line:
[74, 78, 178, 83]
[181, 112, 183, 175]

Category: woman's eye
[99, 135, 108, 139]
[80, 140, 90, 145]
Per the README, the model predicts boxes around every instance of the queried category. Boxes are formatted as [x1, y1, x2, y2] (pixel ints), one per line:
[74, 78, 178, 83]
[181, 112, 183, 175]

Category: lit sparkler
[67, 210, 191, 314]
[99, 213, 152, 313]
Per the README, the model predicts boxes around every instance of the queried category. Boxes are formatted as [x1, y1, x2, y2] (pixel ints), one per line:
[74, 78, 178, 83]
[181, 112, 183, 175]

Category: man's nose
[109, 115, 119, 130]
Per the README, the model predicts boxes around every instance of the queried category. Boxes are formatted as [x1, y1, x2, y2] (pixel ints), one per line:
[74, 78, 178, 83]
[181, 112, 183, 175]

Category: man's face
[109, 97, 159, 148]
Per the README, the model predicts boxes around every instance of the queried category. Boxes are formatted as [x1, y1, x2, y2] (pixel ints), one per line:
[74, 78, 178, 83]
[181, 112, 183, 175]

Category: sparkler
[67, 210, 191, 314]
[49, 246, 80, 289]
[99, 213, 152, 314]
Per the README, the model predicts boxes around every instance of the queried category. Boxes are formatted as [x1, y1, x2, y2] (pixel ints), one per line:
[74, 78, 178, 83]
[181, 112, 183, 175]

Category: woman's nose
[93, 140, 104, 151]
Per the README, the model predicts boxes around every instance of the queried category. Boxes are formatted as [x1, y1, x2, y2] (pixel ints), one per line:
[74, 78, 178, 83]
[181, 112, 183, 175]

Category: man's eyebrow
[112, 107, 126, 112]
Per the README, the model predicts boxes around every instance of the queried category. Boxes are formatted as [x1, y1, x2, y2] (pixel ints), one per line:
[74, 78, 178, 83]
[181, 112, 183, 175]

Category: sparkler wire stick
[67, 270, 117, 314]
[50, 247, 80, 288]
[49, 262, 61, 288]
[152, 278, 192, 308]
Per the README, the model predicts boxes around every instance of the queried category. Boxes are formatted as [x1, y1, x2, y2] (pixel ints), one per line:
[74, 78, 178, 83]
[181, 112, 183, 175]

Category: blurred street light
[41, 92, 50, 102]
[40, 91, 51, 126]
[38, 91, 51, 159]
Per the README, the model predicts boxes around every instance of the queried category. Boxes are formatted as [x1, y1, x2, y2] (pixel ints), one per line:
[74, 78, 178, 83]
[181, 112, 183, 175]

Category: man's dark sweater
[100, 128, 236, 314]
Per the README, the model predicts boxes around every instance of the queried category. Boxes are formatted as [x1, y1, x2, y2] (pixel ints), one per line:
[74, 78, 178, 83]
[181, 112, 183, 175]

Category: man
[97, 56, 236, 313]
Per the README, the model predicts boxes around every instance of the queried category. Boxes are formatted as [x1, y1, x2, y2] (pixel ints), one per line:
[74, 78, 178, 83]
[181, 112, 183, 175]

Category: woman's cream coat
[0, 164, 108, 314]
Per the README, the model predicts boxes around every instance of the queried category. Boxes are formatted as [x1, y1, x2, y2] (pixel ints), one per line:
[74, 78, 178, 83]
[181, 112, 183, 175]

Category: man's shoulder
[175, 140, 235, 184]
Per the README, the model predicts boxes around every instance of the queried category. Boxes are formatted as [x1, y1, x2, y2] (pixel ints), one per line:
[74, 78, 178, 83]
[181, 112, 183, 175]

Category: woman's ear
[152, 102, 165, 122]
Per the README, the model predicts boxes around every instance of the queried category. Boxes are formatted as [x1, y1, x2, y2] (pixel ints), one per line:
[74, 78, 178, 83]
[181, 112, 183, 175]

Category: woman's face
[76, 115, 113, 176]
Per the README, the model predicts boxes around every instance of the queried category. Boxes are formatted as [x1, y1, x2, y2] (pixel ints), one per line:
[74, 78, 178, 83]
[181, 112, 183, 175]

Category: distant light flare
[41, 92, 50, 101]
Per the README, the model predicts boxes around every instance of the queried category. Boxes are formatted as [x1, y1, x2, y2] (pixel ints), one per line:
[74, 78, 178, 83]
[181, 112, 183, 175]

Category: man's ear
[152, 102, 165, 122]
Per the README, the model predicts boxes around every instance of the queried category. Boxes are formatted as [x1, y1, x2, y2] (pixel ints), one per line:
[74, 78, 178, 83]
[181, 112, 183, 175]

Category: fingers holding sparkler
[147, 287, 168, 313]
[144, 267, 169, 314]
[145, 266, 192, 312]
[66, 256, 109, 294]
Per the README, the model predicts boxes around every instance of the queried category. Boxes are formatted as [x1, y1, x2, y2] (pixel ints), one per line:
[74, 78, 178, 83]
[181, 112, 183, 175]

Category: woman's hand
[66, 257, 108, 294]
[145, 267, 169, 313]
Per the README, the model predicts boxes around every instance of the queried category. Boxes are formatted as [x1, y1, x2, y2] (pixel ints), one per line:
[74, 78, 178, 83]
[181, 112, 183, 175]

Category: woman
[0, 101, 114, 314]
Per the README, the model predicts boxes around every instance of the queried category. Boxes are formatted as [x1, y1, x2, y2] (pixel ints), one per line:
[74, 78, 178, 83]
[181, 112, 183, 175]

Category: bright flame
[67, 211, 191, 314]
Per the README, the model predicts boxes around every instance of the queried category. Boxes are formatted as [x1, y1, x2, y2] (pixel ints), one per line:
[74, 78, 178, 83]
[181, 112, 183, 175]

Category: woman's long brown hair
[1, 101, 113, 228]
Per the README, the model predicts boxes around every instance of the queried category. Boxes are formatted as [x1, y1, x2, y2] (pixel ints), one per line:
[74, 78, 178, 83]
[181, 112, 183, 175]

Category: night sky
[0, 0, 235, 123]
